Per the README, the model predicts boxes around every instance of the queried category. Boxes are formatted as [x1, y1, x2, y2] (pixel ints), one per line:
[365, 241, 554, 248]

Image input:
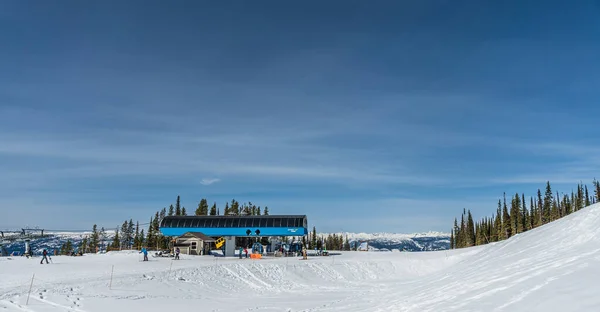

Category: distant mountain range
[1, 230, 450, 255]
[320, 231, 451, 251]
[0, 231, 108, 256]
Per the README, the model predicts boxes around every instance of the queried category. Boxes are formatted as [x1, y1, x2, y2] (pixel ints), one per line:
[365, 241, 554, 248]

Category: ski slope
[2, 203, 600, 311]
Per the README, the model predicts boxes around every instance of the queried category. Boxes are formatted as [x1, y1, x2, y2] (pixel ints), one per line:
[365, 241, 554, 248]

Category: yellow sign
[215, 237, 225, 249]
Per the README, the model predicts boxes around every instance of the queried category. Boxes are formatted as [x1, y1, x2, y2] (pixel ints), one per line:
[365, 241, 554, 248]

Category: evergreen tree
[543, 181, 553, 224]
[450, 229, 455, 249]
[120, 220, 129, 248]
[311, 226, 317, 249]
[146, 217, 155, 248]
[474, 222, 482, 245]
[81, 237, 88, 254]
[510, 193, 520, 234]
[529, 197, 535, 229]
[112, 229, 120, 249]
[242, 202, 251, 216]
[175, 195, 181, 215]
[554, 197, 561, 220]
[90, 224, 99, 252]
[585, 185, 591, 207]
[224, 202, 230, 215]
[196, 198, 209, 215]
[231, 199, 240, 215]
[128, 219, 134, 247]
[564, 194, 572, 215]
[139, 229, 145, 247]
[495, 200, 504, 241]
[153, 212, 161, 247]
[209, 202, 217, 215]
[458, 210, 466, 247]
[100, 227, 107, 250]
[502, 193, 511, 238]
[181, 207, 187, 216]
[168, 204, 174, 216]
[466, 210, 475, 247]
[522, 193, 529, 232]
[537, 189, 545, 226]
[556, 191, 564, 217]
[594, 178, 600, 203]
[453, 218, 459, 248]
[61, 240, 74, 255]
[263, 206, 269, 215]
[134, 221, 140, 249]
[159, 208, 166, 223]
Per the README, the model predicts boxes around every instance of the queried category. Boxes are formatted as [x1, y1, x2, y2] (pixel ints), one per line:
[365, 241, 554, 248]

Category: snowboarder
[140, 247, 148, 261]
[40, 249, 49, 264]
[175, 247, 180, 260]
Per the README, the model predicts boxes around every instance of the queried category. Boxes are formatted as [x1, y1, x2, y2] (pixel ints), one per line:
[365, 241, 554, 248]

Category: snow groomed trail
[2, 203, 600, 311]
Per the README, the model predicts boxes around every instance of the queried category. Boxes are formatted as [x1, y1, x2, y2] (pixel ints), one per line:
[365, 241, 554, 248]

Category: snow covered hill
[2, 203, 600, 311]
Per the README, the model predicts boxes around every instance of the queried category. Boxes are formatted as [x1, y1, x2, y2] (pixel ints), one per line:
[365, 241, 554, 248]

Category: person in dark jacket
[40, 249, 49, 264]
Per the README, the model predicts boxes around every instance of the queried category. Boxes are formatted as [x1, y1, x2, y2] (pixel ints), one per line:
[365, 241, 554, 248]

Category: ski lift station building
[159, 215, 308, 256]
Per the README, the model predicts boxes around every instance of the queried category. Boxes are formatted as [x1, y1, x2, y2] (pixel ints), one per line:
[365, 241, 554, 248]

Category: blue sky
[1, 1, 599, 233]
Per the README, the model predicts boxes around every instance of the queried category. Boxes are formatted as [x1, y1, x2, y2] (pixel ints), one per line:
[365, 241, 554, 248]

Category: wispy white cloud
[200, 178, 220, 185]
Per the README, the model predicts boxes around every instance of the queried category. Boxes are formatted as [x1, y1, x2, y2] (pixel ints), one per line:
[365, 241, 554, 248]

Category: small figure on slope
[140, 247, 148, 261]
[40, 249, 49, 264]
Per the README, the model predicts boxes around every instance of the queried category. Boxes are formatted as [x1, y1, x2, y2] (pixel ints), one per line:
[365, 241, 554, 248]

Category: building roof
[160, 215, 307, 229]
[178, 231, 216, 241]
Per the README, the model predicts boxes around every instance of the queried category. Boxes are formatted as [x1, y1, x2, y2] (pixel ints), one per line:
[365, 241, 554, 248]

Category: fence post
[109, 265, 114, 289]
[26, 273, 35, 305]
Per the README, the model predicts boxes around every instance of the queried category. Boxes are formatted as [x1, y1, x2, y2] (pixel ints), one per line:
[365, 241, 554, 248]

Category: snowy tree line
[451, 179, 600, 249]
[157, 195, 271, 217]
[306, 227, 352, 251]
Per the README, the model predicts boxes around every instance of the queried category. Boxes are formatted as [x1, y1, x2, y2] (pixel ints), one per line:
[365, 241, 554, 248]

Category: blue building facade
[159, 215, 308, 237]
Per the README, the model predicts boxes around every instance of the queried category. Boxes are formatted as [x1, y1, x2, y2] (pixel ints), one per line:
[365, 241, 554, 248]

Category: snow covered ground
[2, 203, 600, 311]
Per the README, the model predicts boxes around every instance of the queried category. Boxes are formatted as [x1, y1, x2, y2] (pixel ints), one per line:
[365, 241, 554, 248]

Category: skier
[140, 247, 148, 261]
[40, 249, 49, 264]
[239, 247, 243, 259]
[244, 247, 248, 258]
[175, 247, 180, 260]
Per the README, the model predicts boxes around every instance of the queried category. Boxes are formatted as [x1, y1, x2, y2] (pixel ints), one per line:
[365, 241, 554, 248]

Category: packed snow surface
[2, 203, 600, 311]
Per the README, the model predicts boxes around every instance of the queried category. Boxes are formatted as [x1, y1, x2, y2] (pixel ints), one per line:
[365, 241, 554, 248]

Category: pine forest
[451, 179, 600, 249]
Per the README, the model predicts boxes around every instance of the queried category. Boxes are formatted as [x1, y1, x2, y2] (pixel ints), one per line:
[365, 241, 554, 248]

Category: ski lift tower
[24, 239, 32, 257]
